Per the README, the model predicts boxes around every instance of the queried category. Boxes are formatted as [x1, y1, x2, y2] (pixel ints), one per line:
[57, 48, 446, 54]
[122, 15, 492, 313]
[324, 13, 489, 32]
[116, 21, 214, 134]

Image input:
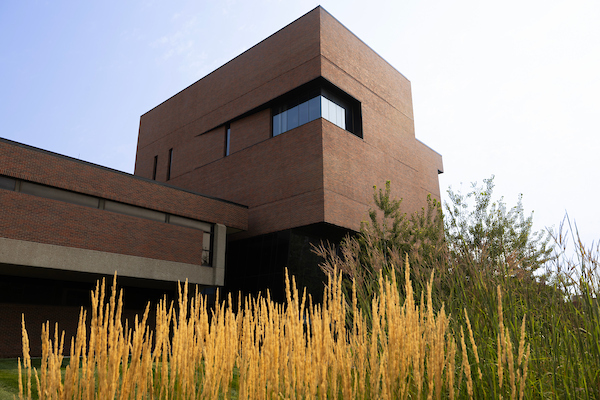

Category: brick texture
[170, 120, 325, 237]
[133, 6, 442, 237]
[0, 139, 247, 231]
[0, 190, 205, 265]
[135, 9, 323, 170]
[0, 303, 147, 358]
[230, 109, 272, 155]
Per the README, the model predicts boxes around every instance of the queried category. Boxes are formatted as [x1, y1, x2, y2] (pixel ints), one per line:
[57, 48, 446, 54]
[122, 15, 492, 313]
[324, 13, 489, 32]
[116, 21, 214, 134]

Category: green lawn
[0, 358, 69, 400]
[0, 358, 26, 400]
[0, 358, 238, 399]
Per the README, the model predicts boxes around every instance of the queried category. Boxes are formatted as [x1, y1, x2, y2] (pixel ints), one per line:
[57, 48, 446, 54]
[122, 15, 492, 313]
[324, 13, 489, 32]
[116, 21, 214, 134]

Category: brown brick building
[0, 138, 247, 357]
[0, 6, 441, 356]
[134, 6, 442, 299]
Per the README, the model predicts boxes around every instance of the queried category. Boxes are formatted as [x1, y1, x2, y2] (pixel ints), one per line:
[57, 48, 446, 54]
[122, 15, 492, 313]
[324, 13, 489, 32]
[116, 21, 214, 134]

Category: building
[0, 6, 442, 356]
[134, 6, 443, 300]
[0, 138, 247, 357]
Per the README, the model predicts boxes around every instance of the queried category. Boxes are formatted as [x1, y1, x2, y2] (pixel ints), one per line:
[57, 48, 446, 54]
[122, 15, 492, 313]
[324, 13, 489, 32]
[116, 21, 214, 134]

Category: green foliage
[444, 175, 553, 280]
[315, 180, 446, 324]
[0, 358, 41, 400]
[365, 180, 446, 271]
[317, 177, 600, 399]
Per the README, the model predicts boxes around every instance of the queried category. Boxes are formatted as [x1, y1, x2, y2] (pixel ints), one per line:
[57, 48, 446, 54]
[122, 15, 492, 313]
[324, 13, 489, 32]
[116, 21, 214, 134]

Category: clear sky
[1, 0, 598, 251]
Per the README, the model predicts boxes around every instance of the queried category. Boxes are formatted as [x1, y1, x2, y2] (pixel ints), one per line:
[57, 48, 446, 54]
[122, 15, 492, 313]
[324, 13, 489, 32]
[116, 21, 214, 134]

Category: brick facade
[0, 190, 206, 265]
[0, 140, 247, 230]
[0, 138, 248, 357]
[134, 6, 443, 238]
[0, 6, 443, 357]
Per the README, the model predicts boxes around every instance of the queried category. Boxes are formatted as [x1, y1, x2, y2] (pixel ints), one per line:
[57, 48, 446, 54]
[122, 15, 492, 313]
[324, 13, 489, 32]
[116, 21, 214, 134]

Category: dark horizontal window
[21, 181, 99, 208]
[273, 95, 348, 136]
[0, 175, 16, 191]
[271, 78, 362, 138]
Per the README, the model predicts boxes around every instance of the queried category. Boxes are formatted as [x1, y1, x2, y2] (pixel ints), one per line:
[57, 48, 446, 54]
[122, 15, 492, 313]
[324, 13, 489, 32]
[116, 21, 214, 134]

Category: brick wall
[0, 302, 148, 358]
[322, 121, 431, 230]
[0, 190, 206, 265]
[136, 9, 321, 150]
[230, 109, 271, 154]
[135, 8, 323, 181]
[169, 120, 325, 237]
[0, 139, 247, 231]
[319, 8, 414, 121]
[132, 6, 442, 238]
[318, 6, 442, 219]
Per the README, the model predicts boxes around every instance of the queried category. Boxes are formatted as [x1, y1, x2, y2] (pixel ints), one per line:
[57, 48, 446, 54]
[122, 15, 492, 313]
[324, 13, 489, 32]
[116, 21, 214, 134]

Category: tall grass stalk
[18, 261, 520, 399]
[316, 194, 599, 400]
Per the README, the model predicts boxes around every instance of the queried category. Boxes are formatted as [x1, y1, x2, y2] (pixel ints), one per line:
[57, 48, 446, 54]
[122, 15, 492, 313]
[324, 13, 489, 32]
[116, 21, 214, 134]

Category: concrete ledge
[0, 237, 217, 286]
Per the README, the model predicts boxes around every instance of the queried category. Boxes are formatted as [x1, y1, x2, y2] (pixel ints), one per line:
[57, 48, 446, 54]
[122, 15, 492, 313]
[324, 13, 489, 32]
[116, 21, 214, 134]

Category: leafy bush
[315, 181, 447, 323]
[444, 176, 553, 281]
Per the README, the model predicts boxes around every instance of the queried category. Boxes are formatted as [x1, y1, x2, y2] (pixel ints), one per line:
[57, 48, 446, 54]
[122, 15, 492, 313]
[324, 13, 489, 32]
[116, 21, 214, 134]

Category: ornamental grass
[18, 258, 527, 399]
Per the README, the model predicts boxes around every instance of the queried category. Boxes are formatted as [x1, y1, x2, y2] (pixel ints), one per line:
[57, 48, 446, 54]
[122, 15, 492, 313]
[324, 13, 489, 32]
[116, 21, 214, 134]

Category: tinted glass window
[337, 105, 345, 130]
[299, 101, 309, 125]
[329, 99, 338, 125]
[272, 94, 350, 136]
[287, 105, 299, 131]
[320, 96, 346, 131]
[270, 78, 362, 138]
[308, 97, 320, 121]
[225, 126, 231, 156]
[273, 114, 281, 136]
[280, 112, 287, 134]
[321, 97, 330, 120]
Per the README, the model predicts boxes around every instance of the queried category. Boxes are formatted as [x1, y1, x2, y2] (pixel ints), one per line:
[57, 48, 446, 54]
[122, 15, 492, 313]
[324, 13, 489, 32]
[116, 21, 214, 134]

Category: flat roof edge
[141, 6, 324, 118]
[415, 137, 443, 157]
[0, 137, 248, 209]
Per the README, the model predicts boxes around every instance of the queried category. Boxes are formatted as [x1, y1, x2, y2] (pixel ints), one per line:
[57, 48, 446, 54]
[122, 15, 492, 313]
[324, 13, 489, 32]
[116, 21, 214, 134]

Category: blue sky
[1, 0, 599, 252]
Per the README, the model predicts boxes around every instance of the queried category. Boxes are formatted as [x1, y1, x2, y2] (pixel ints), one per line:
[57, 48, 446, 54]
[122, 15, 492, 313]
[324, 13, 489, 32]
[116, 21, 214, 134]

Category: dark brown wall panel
[230, 109, 271, 154]
[169, 120, 324, 208]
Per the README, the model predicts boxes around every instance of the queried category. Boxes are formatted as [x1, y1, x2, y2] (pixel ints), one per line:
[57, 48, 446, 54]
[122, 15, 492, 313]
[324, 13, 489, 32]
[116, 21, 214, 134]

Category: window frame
[270, 78, 362, 138]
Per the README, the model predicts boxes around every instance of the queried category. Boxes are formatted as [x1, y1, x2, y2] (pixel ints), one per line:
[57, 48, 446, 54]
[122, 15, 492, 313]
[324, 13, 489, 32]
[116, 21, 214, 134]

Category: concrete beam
[0, 237, 219, 286]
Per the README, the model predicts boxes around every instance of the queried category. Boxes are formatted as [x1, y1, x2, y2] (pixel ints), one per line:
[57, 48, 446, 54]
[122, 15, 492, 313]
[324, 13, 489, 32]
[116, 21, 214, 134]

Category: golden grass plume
[19, 261, 528, 399]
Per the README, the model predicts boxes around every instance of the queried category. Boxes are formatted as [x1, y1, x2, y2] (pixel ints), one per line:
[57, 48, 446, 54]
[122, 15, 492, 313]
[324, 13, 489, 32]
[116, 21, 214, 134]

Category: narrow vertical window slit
[225, 125, 231, 156]
[152, 155, 158, 180]
[166, 148, 173, 180]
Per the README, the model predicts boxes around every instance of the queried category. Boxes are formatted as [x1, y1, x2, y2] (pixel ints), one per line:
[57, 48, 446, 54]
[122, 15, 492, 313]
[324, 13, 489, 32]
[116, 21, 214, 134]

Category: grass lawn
[0, 358, 26, 400]
[0, 358, 69, 400]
